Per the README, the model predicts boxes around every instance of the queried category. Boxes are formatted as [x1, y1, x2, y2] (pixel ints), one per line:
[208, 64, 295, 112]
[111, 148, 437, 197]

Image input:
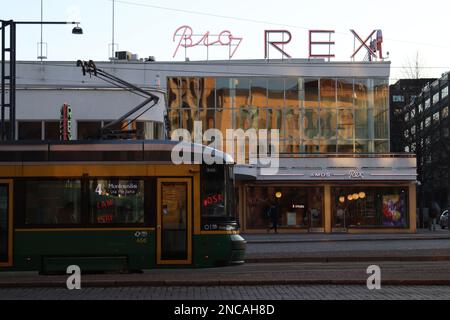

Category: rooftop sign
[172, 25, 387, 61]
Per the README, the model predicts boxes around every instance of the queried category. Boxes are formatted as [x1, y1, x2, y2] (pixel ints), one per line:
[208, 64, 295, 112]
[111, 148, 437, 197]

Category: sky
[2, 0, 450, 82]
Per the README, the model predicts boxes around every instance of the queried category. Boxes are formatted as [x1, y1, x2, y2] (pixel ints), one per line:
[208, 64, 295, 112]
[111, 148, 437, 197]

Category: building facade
[400, 73, 450, 220]
[390, 78, 436, 153]
[1, 59, 417, 233]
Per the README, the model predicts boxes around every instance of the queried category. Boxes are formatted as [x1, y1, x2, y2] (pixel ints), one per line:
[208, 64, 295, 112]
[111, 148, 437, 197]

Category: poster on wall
[382, 195, 405, 227]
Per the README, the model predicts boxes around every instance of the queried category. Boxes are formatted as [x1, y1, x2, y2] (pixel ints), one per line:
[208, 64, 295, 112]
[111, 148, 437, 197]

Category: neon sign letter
[173, 25, 243, 59]
[309, 30, 335, 59]
[264, 30, 292, 59]
[350, 29, 378, 59]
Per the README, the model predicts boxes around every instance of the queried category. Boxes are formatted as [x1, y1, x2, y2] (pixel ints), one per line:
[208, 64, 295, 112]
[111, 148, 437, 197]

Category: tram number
[203, 224, 219, 231]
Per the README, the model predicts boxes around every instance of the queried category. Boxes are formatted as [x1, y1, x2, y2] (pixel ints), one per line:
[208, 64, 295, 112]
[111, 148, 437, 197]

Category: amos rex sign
[172, 25, 386, 61]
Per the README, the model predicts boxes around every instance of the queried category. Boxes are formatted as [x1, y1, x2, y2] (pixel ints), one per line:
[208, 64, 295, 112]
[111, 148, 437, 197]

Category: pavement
[242, 229, 450, 244]
[3, 284, 450, 300]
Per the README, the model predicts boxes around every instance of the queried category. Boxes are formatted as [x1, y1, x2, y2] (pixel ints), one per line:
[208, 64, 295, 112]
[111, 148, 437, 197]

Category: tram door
[0, 180, 12, 268]
[157, 179, 192, 265]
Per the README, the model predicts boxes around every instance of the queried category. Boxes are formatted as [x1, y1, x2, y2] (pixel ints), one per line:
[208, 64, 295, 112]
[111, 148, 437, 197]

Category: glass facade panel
[320, 109, 337, 139]
[250, 78, 268, 108]
[304, 108, 319, 139]
[332, 187, 408, 228]
[167, 76, 390, 156]
[320, 78, 336, 108]
[337, 109, 354, 140]
[304, 79, 319, 108]
[337, 78, 354, 108]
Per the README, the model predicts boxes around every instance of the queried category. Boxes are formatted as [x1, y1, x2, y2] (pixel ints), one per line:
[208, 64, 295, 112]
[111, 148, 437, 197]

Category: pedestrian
[267, 199, 279, 233]
[429, 201, 441, 232]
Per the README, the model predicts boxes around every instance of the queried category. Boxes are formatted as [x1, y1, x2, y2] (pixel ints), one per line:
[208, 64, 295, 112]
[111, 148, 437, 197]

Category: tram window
[201, 165, 237, 230]
[89, 179, 145, 225]
[24, 180, 81, 225]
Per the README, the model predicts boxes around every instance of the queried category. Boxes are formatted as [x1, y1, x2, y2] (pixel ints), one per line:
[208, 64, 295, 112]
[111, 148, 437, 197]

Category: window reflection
[166, 76, 390, 155]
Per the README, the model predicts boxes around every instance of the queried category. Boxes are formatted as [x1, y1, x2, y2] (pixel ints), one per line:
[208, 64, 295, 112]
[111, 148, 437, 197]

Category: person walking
[267, 199, 279, 233]
[430, 201, 441, 232]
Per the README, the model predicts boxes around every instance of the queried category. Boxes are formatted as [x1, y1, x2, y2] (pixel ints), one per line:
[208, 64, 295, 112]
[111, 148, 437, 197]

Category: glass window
[24, 180, 81, 225]
[337, 109, 353, 140]
[285, 77, 301, 109]
[235, 78, 251, 108]
[320, 78, 336, 108]
[332, 187, 408, 228]
[216, 78, 234, 109]
[245, 186, 324, 230]
[180, 77, 202, 110]
[44, 121, 60, 140]
[411, 125, 416, 135]
[18, 121, 42, 140]
[77, 121, 102, 140]
[320, 108, 337, 139]
[374, 108, 389, 139]
[199, 77, 215, 110]
[304, 79, 319, 108]
[442, 106, 449, 119]
[433, 92, 440, 105]
[375, 140, 389, 153]
[393, 95, 405, 103]
[433, 112, 440, 123]
[267, 78, 283, 109]
[201, 165, 236, 230]
[404, 113, 410, 122]
[355, 109, 368, 139]
[167, 77, 181, 109]
[442, 86, 448, 99]
[425, 117, 431, 128]
[425, 98, 431, 110]
[338, 140, 354, 153]
[236, 107, 258, 130]
[0, 185, 8, 262]
[285, 107, 301, 139]
[303, 109, 319, 139]
[136, 121, 164, 139]
[354, 79, 370, 109]
[337, 78, 354, 108]
[89, 179, 145, 225]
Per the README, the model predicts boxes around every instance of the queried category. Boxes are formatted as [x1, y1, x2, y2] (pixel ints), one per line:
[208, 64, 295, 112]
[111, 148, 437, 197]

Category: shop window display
[245, 186, 324, 230]
[332, 187, 408, 229]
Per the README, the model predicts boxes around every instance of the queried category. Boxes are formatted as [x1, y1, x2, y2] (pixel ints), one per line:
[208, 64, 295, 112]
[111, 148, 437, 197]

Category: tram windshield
[201, 164, 237, 230]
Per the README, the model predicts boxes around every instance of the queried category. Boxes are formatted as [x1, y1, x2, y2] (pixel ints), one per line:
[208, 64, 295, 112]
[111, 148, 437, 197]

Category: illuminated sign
[349, 170, 365, 179]
[203, 194, 224, 207]
[173, 25, 243, 59]
[172, 25, 386, 61]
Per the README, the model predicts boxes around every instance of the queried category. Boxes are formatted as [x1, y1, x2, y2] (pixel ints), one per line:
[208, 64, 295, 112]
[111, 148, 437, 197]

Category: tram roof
[0, 140, 234, 164]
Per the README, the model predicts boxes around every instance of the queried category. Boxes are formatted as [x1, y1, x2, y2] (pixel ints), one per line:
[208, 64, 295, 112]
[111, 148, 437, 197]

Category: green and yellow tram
[0, 140, 246, 273]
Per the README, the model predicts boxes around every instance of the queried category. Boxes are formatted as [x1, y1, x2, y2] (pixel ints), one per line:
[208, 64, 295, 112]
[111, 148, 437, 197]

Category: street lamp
[0, 19, 83, 141]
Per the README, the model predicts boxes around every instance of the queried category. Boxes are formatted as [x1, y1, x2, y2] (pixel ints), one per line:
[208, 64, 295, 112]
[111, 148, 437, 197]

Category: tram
[0, 140, 246, 273]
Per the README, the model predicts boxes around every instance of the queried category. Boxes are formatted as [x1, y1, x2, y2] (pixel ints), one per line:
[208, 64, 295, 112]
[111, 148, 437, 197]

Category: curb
[2, 279, 450, 288]
[245, 255, 450, 264]
[245, 237, 450, 245]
